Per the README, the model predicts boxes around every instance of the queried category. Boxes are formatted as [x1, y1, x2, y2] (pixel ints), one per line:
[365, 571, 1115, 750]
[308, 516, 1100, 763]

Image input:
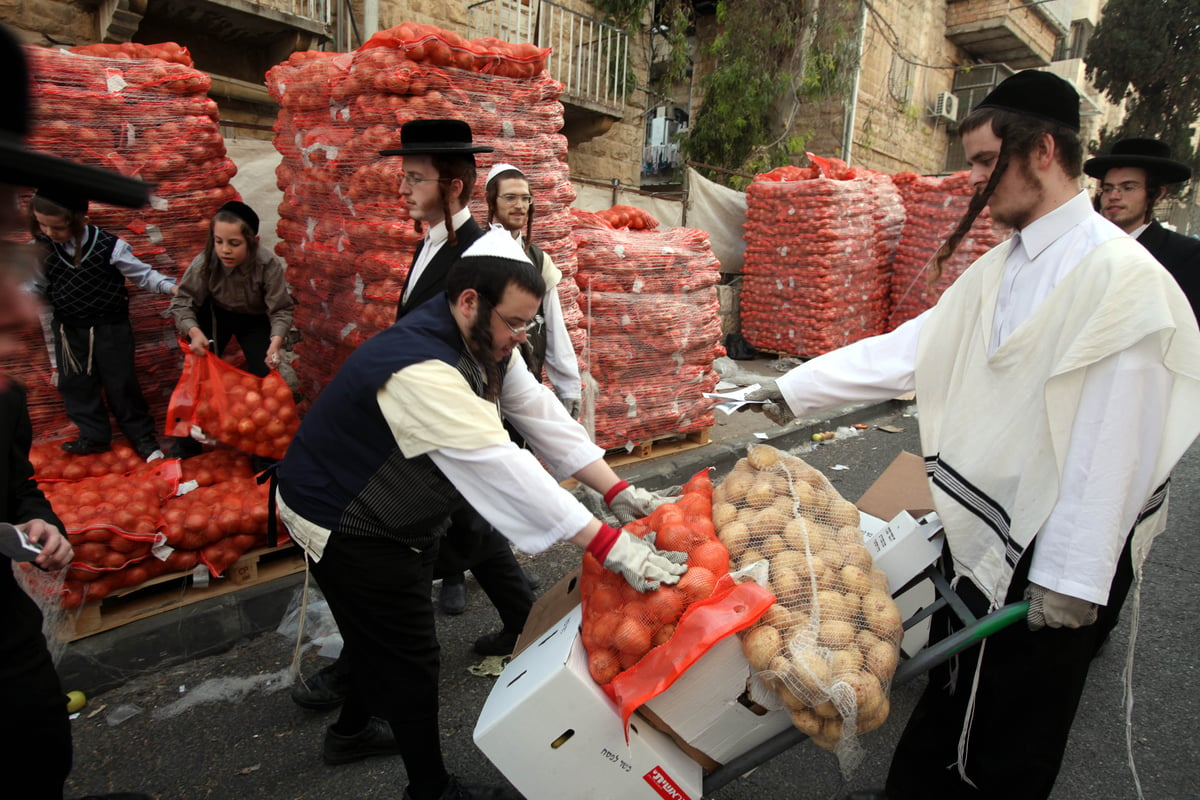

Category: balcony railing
[257, 0, 332, 25]
[468, 0, 629, 113]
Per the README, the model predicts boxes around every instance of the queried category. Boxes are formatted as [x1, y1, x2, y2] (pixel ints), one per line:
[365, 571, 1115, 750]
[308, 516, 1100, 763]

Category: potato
[761, 603, 795, 633]
[742, 624, 783, 672]
[792, 480, 823, 513]
[856, 696, 890, 734]
[760, 533, 786, 559]
[840, 564, 873, 596]
[752, 506, 789, 538]
[843, 542, 875, 572]
[722, 470, 755, 503]
[771, 548, 807, 575]
[839, 670, 884, 719]
[856, 629, 883, 653]
[738, 548, 766, 571]
[815, 589, 852, 621]
[782, 518, 812, 551]
[711, 481, 728, 506]
[719, 521, 751, 558]
[758, 654, 791, 692]
[869, 567, 891, 592]
[830, 647, 864, 677]
[817, 545, 846, 571]
[790, 648, 831, 698]
[712, 501, 738, 531]
[818, 619, 856, 649]
[770, 494, 797, 518]
[789, 706, 823, 736]
[745, 479, 776, 509]
[812, 699, 841, 719]
[825, 500, 861, 528]
[747, 443, 783, 470]
[864, 638, 899, 681]
[821, 716, 845, 743]
[816, 565, 841, 592]
[862, 589, 904, 640]
[810, 734, 839, 752]
[770, 567, 804, 604]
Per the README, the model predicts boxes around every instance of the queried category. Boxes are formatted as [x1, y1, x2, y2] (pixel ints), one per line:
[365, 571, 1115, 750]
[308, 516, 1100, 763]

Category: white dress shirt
[402, 206, 473, 305]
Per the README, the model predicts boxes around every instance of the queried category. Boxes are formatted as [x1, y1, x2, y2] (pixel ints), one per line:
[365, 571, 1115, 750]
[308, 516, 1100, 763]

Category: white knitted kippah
[461, 226, 532, 265]
[486, 161, 524, 187]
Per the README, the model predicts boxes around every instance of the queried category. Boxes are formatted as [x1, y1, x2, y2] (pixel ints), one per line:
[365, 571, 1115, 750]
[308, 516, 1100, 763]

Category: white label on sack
[615, 244, 626, 259]
[105, 69, 127, 93]
[151, 541, 174, 561]
[192, 564, 210, 588]
[632, 276, 644, 293]
[149, 195, 169, 211]
[146, 225, 163, 244]
[176, 479, 199, 496]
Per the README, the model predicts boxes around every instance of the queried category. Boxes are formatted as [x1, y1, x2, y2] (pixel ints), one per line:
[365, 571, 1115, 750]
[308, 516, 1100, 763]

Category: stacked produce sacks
[266, 23, 583, 405]
[887, 171, 1009, 329]
[715, 444, 903, 770]
[740, 157, 904, 358]
[571, 209, 723, 451]
[18, 43, 241, 439]
[29, 445, 274, 610]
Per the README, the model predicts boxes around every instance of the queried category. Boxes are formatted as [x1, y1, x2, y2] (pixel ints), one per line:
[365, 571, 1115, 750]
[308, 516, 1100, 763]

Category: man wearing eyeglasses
[484, 163, 582, 419]
[1085, 138, 1200, 320]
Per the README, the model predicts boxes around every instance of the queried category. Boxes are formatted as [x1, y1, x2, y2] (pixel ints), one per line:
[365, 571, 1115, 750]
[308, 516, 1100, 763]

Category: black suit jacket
[396, 216, 485, 320]
[1138, 220, 1200, 321]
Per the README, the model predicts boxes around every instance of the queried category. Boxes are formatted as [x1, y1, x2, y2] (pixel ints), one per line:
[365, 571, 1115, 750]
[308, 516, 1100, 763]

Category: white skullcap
[460, 226, 533, 266]
[486, 162, 525, 187]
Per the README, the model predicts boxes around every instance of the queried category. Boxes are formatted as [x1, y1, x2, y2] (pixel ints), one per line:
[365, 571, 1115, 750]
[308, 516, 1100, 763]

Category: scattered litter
[106, 704, 142, 727]
[831, 464, 850, 471]
[853, 423, 869, 430]
[236, 764, 262, 776]
[151, 669, 291, 720]
[877, 425, 905, 434]
[469, 655, 511, 677]
[834, 426, 860, 439]
[754, 431, 770, 440]
[178, 685, 186, 693]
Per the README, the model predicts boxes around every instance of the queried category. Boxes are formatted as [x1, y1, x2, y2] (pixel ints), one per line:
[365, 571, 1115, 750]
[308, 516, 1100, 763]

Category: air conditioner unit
[932, 91, 959, 123]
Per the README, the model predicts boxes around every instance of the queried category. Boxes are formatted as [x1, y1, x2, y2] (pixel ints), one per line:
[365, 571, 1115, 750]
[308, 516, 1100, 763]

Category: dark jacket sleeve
[1, 383, 63, 530]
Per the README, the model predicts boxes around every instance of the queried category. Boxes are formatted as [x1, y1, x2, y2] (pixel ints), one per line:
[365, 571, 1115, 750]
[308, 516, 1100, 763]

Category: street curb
[58, 399, 908, 696]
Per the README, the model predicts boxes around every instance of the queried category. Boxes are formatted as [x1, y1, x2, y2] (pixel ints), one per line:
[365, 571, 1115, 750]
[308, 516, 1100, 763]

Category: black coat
[395, 216, 485, 320]
[1138, 220, 1200, 322]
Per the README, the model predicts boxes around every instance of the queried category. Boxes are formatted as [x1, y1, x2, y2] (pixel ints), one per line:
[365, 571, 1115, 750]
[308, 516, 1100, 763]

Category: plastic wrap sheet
[266, 25, 582, 410]
[572, 210, 724, 450]
[18, 44, 241, 441]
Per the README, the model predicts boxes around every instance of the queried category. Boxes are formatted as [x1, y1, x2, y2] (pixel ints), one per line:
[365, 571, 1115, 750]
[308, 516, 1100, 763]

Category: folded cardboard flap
[856, 450, 934, 520]
[514, 566, 582, 657]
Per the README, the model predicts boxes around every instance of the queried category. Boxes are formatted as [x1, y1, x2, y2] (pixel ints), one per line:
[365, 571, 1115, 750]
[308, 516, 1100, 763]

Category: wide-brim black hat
[975, 69, 1080, 132]
[380, 119, 494, 157]
[0, 25, 152, 208]
[1083, 137, 1192, 184]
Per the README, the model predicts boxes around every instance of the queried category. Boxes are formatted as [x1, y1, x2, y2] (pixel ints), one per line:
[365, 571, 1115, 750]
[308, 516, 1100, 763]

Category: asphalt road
[62, 405, 1200, 799]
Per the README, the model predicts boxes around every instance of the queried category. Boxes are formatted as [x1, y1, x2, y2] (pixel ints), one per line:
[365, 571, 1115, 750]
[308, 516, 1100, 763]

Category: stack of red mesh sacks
[886, 171, 1010, 330]
[740, 156, 905, 357]
[572, 207, 723, 451]
[266, 23, 583, 407]
[18, 43, 240, 440]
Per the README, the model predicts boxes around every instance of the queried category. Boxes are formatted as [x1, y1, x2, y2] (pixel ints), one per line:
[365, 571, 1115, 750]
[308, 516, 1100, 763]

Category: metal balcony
[944, 0, 1067, 69]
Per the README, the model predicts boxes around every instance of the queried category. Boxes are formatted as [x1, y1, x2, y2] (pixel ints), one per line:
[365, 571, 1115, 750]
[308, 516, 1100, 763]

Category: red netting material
[17, 44, 240, 441]
[715, 444, 903, 771]
[265, 24, 582, 409]
[886, 171, 1010, 330]
[740, 156, 905, 358]
[571, 209, 724, 450]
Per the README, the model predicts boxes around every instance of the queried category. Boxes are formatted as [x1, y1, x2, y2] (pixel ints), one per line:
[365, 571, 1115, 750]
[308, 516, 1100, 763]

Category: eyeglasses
[500, 194, 533, 206]
[400, 172, 451, 188]
[492, 308, 543, 336]
[1099, 181, 1144, 196]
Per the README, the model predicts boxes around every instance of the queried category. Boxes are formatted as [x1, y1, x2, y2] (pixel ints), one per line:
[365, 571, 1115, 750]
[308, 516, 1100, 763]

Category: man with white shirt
[1085, 137, 1200, 321]
[276, 230, 685, 800]
[752, 71, 1200, 799]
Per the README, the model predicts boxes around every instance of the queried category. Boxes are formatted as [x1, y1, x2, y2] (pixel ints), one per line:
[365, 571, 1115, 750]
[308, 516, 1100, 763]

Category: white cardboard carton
[474, 605, 704, 800]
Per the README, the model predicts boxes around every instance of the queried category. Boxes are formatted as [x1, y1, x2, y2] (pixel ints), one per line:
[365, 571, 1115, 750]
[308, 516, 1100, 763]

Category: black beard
[466, 300, 503, 401]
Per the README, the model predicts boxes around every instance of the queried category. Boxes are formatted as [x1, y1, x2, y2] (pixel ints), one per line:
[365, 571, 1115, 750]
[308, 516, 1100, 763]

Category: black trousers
[1, 568, 73, 799]
[308, 531, 447, 794]
[885, 543, 1130, 800]
[435, 504, 535, 634]
[54, 318, 157, 444]
[196, 301, 271, 378]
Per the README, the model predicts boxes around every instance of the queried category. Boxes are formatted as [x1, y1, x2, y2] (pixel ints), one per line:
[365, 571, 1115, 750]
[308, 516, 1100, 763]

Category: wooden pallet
[61, 543, 307, 641]
[604, 426, 713, 467]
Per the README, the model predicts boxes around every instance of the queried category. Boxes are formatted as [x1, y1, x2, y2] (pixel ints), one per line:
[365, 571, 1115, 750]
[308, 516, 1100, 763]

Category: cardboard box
[474, 605, 704, 800]
[856, 451, 943, 595]
[641, 633, 792, 770]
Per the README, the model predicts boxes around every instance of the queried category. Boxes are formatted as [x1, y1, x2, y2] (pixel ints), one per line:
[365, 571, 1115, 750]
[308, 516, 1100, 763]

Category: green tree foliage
[682, 0, 856, 188]
[1085, 0, 1200, 163]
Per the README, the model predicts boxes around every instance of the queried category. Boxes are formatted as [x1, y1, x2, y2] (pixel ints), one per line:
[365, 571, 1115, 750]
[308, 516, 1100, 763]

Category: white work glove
[603, 530, 688, 592]
[606, 481, 678, 525]
[561, 396, 582, 419]
[743, 383, 796, 426]
[1025, 583, 1098, 631]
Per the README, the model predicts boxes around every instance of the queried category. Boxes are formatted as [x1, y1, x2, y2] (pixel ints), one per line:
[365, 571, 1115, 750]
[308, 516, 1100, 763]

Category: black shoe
[405, 775, 522, 800]
[292, 662, 350, 710]
[62, 438, 111, 456]
[167, 436, 203, 459]
[134, 436, 163, 461]
[474, 628, 521, 656]
[522, 567, 541, 591]
[322, 717, 402, 765]
[440, 580, 467, 615]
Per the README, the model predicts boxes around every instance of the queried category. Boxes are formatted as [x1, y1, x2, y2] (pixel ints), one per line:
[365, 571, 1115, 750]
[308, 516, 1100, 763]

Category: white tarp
[685, 167, 747, 273]
[224, 136, 284, 255]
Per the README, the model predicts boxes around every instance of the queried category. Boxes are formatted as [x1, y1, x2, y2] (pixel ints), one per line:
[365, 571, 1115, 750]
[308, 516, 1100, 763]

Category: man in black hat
[0, 22, 154, 800]
[274, 227, 687, 800]
[746, 70, 1200, 799]
[1085, 137, 1200, 319]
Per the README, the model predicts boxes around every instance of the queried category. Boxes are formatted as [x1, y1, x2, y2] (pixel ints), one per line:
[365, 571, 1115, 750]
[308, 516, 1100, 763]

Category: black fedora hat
[1083, 137, 1192, 184]
[975, 69, 1080, 132]
[0, 25, 151, 208]
[379, 119, 494, 157]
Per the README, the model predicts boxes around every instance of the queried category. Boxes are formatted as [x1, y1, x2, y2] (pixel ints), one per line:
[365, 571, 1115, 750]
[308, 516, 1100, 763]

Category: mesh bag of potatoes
[715, 444, 904, 770]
